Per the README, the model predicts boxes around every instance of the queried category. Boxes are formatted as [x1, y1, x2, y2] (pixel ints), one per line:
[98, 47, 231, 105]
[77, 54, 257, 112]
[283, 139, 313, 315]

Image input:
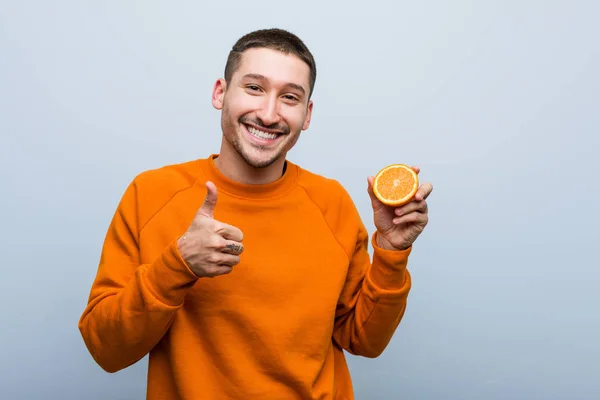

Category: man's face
[212, 48, 313, 169]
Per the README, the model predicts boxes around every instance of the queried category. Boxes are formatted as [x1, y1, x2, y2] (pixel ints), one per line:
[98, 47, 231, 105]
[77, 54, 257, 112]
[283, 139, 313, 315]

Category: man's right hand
[177, 181, 244, 278]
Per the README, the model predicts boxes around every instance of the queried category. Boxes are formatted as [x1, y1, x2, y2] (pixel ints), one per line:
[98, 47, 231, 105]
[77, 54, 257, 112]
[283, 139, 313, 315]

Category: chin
[239, 150, 280, 169]
[236, 133, 286, 170]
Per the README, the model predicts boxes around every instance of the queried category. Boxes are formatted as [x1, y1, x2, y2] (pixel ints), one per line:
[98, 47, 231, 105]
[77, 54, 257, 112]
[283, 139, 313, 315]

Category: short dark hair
[224, 28, 317, 98]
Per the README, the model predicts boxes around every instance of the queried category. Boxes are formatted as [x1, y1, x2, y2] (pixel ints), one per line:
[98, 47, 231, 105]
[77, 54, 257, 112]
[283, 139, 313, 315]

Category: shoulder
[133, 159, 201, 194]
[119, 159, 202, 225]
[294, 163, 364, 231]
[295, 165, 352, 208]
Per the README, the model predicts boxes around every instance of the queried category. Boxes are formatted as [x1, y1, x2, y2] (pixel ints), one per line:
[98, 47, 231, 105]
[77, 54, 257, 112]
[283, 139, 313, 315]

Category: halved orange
[373, 164, 419, 206]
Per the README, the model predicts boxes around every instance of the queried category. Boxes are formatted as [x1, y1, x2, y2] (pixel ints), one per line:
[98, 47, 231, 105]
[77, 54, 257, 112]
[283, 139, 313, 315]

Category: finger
[395, 200, 427, 217]
[221, 240, 244, 255]
[367, 176, 376, 200]
[197, 181, 218, 218]
[216, 222, 244, 242]
[217, 254, 241, 267]
[414, 182, 433, 201]
[206, 265, 233, 278]
[411, 165, 420, 174]
[367, 176, 383, 208]
[392, 211, 428, 225]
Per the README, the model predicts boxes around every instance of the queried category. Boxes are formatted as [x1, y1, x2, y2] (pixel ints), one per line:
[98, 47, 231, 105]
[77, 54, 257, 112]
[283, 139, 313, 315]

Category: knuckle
[210, 236, 225, 249]
[207, 253, 221, 264]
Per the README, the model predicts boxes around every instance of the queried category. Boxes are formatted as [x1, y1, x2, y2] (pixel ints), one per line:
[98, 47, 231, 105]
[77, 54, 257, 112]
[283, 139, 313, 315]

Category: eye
[283, 94, 299, 102]
[247, 85, 261, 91]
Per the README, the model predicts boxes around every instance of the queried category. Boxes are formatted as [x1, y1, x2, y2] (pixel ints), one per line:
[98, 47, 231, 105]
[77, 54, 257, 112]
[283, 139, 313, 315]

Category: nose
[256, 95, 281, 127]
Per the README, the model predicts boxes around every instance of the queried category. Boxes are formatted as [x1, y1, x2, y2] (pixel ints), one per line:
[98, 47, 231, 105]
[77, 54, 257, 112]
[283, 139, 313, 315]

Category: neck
[214, 140, 286, 185]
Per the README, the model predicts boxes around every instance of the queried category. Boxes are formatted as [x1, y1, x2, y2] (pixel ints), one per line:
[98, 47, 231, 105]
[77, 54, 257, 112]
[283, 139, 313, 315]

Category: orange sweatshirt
[78, 154, 412, 400]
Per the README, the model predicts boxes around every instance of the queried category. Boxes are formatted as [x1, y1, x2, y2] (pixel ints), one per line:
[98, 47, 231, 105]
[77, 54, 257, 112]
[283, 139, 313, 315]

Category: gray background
[1, 1, 599, 399]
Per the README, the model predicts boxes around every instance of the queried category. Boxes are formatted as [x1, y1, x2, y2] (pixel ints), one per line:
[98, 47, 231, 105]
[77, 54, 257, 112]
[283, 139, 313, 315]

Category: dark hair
[224, 28, 317, 98]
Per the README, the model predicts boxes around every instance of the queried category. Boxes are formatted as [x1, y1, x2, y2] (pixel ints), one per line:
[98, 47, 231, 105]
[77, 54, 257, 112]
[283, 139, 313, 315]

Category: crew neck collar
[198, 154, 299, 199]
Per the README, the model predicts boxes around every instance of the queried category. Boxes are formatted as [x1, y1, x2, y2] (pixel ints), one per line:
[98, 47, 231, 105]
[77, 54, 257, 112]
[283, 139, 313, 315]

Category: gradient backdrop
[1, 1, 598, 399]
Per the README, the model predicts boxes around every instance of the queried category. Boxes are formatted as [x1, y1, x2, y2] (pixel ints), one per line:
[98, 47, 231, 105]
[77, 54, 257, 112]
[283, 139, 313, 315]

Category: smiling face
[212, 47, 313, 170]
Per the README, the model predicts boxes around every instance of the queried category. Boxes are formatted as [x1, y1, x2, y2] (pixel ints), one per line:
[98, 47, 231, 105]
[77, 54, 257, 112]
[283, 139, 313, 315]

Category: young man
[79, 28, 433, 399]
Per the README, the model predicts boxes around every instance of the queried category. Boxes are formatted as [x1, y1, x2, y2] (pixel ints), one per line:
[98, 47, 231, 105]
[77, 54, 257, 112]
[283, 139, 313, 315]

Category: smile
[244, 124, 281, 141]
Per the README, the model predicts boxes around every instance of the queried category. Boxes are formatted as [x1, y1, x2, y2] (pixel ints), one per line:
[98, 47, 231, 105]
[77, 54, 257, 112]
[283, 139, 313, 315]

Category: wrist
[145, 239, 199, 306]
[375, 232, 410, 251]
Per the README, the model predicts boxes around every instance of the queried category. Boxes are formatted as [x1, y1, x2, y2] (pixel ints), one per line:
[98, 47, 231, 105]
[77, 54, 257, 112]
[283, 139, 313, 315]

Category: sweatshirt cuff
[145, 239, 199, 306]
[368, 232, 412, 291]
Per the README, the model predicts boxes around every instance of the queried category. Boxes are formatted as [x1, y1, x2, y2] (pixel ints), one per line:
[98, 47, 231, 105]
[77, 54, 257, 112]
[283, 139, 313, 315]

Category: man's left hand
[367, 166, 433, 251]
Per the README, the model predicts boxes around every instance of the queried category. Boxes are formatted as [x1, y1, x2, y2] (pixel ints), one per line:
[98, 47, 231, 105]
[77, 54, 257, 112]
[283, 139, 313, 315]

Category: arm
[332, 170, 432, 357]
[78, 179, 198, 373]
[332, 225, 412, 358]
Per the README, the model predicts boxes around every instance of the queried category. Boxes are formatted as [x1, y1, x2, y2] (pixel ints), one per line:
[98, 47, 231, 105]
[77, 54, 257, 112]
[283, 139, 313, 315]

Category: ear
[212, 79, 227, 110]
[302, 100, 313, 131]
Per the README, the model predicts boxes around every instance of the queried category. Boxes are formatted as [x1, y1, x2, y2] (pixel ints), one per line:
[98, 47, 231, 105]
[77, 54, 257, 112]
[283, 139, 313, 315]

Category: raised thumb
[197, 181, 218, 218]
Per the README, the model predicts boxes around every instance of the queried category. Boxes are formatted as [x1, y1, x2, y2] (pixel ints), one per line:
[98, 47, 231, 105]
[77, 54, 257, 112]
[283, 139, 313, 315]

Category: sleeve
[78, 178, 199, 373]
[332, 192, 412, 358]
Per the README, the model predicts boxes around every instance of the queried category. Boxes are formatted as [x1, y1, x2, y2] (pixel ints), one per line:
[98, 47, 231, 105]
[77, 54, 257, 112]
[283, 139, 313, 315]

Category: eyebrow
[241, 73, 306, 96]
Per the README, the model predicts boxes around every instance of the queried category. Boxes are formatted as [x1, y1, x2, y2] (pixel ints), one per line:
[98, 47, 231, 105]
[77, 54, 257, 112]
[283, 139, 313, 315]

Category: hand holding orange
[367, 163, 433, 251]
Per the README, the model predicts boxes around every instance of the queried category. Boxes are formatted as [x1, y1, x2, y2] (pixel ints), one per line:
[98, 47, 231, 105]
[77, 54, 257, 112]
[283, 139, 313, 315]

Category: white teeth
[248, 126, 278, 140]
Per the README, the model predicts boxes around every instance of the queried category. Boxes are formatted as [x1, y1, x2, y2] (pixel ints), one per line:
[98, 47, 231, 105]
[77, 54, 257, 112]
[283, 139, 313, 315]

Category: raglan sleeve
[332, 183, 412, 358]
[78, 177, 199, 373]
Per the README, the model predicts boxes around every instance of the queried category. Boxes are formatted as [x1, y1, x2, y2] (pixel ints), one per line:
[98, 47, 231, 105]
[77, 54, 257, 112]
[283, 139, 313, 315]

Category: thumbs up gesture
[177, 181, 244, 278]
